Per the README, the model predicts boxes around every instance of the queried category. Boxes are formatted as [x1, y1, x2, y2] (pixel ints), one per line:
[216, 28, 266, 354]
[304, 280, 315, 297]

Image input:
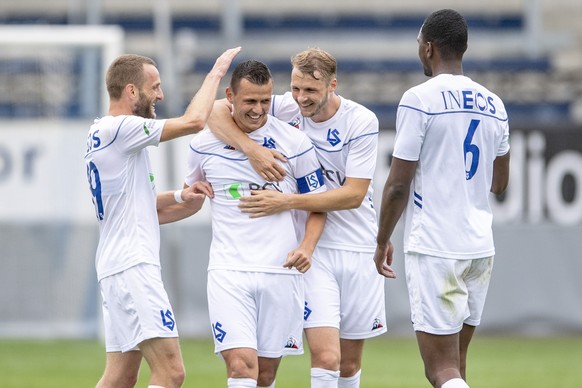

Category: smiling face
[290, 67, 336, 122]
[227, 78, 272, 133]
[133, 64, 164, 118]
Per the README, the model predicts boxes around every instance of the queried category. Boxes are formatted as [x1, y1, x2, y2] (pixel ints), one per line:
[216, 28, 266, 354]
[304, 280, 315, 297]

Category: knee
[257, 369, 276, 387]
[170, 364, 185, 387]
[98, 373, 138, 388]
[311, 348, 341, 371]
[228, 356, 257, 378]
[339, 358, 361, 377]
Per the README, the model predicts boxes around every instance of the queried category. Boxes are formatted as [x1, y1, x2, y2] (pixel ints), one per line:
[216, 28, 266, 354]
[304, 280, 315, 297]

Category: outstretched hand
[373, 242, 396, 279]
[210, 47, 242, 78]
[238, 190, 287, 218]
[248, 145, 287, 182]
[183, 181, 214, 201]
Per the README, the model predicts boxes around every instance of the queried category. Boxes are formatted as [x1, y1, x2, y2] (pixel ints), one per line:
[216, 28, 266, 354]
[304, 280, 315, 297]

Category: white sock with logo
[338, 369, 361, 387]
[441, 378, 470, 388]
[311, 367, 340, 388]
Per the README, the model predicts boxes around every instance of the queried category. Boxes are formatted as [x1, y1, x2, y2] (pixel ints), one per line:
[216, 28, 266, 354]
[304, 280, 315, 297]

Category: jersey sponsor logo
[224, 181, 282, 200]
[297, 169, 324, 193]
[303, 301, 312, 321]
[223, 144, 237, 150]
[321, 166, 346, 186]
[160, 309, 175, 331]
[143, 122, 150, 136]
[262, 136, 276, 149]
[212, 322, 227, 343]
[326, 128, 341, 146]
[285, 336, 299, 349]
[440, 89, 497, 115]
[224, 182, 244, 200]
[371, 318, 384, 331]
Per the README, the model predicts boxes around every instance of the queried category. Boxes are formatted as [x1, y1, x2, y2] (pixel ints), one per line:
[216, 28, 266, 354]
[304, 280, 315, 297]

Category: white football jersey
[271, 92, 379, 252]
[84, 115, 165, 280]
[393, 74, 510, 259]
[185, 115, 326, 274]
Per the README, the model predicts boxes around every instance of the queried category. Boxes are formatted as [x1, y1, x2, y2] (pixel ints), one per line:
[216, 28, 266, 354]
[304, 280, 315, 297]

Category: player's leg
[405, 254, 474, 387]
[337, 250, 387, 386]
[139, 337, 185, 388]
[460, 256, 494, 382]
[96, 350, 142, 388]
[338, 338, 364, 386]
[416, 331, 463, 387]
[458, 323, 476, 380]
[222, 347, 259, 384]
[305, 326, 341, 371]
[304, 247, 342, 387]
[208, 270, 261, 387]
[257, 356, 282, 387]
[256, 273, 304, 387]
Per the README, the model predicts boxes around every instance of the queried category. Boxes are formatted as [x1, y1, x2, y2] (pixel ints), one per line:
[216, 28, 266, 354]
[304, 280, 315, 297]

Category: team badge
[160, 309, 175, 331]
[212, 322, 227, 343]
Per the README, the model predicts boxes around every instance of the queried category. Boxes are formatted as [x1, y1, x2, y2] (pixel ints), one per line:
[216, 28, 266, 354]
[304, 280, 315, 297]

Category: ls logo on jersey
[262, 137, 276, 149]
[304, 302, 312, 321]
[224, 182, 244, 200]
[212, 322, 227, 343]
[160, 309, 175, 331]
[326, 128, 341, 146]
[297, 169, 324, 194]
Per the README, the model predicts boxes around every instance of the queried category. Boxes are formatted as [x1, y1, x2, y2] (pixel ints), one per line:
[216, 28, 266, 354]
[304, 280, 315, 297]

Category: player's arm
[284, 211, 327, 273]
[373, 156, 417, 278]
[207, 98, 287, 181]
[238, 177, 370, 217]
[491, 151, 510, 195]
[157, 181, 214, 225]
[160, 47, 240, 142]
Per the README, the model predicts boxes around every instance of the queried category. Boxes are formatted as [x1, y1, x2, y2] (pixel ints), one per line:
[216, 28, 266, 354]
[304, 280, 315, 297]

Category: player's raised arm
[160, 47, 241, 142]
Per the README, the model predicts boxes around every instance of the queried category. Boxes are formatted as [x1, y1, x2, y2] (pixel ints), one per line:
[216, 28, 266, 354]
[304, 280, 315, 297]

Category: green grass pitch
[1, 336, 582, 387]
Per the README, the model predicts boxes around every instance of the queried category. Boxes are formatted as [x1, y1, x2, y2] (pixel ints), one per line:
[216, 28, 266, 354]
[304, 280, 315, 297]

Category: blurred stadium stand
[0, 0, 580, 127]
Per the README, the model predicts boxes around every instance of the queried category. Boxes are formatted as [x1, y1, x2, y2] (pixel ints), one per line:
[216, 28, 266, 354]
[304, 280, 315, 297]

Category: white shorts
[100, 263, 178, 352]
[303, 246, 387, 340]
[405, 253, 494, 335]
[207, 270, 304, 358]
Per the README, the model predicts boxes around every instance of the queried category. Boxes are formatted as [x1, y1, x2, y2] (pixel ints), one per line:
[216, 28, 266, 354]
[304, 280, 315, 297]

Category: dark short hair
[421, 9, 468, 60]
[106, 54, 157, 100]
[229, 60, 272, 94]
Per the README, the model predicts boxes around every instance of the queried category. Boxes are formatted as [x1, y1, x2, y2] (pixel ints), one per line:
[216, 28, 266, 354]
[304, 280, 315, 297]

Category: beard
[133, 94, 155, 118]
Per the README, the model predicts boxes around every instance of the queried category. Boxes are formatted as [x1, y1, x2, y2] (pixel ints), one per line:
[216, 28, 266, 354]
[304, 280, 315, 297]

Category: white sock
[442, 378, 470, 388]
[227, 377, 258, 387]
[338, 369, 361, 387]
[311, 367, 340, 388]
[258, 380, 275, 388]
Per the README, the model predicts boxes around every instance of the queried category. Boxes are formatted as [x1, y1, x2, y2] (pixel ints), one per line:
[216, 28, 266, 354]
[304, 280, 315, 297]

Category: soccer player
[209, 48, 386, 388]
[84, 47, 239, 388]
[183, 59, 327, 388]
[373, 9, 511, 388]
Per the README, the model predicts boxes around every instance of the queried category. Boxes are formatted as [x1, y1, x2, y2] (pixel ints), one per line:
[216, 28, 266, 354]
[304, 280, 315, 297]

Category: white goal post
[0, 25, 124, 116]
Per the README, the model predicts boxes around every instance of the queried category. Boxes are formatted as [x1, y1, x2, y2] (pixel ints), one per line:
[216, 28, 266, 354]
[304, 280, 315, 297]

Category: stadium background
[0, 0, 581, 342]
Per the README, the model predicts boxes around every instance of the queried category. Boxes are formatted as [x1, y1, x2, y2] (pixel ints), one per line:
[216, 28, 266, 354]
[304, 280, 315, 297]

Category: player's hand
[183, 181, 214, 201]
[284, 248, 312, 273]
[238, 190, 288, 218]
[210, 47, 242, 78]
[247, 145, 287, 182]
[373, 242, 396, 279]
